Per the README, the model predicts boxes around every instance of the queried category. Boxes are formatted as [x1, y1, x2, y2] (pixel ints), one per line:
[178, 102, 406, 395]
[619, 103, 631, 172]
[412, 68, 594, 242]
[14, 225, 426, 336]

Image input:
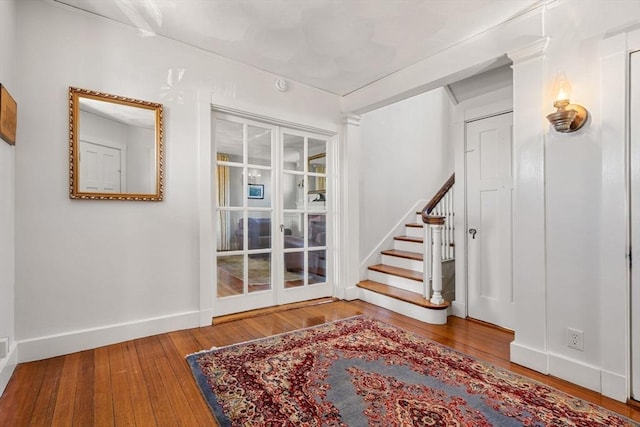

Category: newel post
[425, 216, 445, 304]
[422, 222, 432, 299]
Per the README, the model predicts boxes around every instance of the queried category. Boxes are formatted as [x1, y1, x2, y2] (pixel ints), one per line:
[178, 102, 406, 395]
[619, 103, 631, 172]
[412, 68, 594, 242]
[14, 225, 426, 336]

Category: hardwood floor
[1, 300, 639, 426]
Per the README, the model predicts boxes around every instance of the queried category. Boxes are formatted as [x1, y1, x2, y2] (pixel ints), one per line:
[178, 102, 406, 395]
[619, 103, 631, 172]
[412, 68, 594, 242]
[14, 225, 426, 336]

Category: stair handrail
[421, 173, 455, 219]
[420, 173, 455, 303]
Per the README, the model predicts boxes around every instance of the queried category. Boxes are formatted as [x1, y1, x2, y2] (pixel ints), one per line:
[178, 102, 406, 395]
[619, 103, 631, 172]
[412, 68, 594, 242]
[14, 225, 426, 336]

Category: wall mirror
[69, 87, 164, 200]
[308, 152, 326, 194]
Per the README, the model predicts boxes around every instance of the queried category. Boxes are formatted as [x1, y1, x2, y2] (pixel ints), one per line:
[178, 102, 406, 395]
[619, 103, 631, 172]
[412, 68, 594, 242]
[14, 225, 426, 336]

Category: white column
[340, 113, 361, 300]
[507, 37, 549, 373]
[427, 216, 445, 304]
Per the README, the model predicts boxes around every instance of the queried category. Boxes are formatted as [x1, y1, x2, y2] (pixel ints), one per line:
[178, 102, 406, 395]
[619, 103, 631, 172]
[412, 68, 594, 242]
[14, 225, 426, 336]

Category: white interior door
[213, 113, 332, 316]
[466, 111, 514, 329]
[79, 140, 122, 192]
[630, 50, 640, 399]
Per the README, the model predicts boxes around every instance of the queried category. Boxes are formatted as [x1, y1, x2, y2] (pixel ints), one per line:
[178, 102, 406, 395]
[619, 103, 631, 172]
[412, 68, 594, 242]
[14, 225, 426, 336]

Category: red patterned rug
[186, 316, 637, 426]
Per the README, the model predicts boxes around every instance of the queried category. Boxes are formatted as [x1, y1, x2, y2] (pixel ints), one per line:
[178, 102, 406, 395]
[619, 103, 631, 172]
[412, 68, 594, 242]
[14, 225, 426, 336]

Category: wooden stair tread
[394, 235, 423, 243]
[368, 264, 423, 282]
[406, 223, 423, 228]
[381, 249, 423, 261]
[358, 280, 449, 310]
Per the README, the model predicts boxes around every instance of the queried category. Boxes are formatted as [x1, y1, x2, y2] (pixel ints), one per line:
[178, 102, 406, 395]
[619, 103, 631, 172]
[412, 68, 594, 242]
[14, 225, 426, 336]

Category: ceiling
[53, 0, 544, 96]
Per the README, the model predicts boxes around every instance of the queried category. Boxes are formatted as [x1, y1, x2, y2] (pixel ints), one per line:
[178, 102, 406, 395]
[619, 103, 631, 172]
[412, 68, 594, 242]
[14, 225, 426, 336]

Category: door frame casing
[452, 87, 514, 320]
[464, 110, 514, 329]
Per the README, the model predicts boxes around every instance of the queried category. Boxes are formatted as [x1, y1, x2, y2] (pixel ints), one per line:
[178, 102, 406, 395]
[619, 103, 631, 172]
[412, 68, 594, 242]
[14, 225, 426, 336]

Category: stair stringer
[359, 199, 426, 280]
[358, 287, 449, 325]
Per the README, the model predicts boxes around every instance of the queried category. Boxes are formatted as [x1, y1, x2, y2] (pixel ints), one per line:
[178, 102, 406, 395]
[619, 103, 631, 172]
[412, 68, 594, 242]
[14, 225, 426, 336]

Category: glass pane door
[280, 130, 332, 305]
[214, 114, 276, 315]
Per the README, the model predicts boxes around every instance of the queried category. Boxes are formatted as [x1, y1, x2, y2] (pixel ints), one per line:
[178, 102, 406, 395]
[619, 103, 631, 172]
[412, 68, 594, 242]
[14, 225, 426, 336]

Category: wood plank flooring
[1, 300, 639, 426]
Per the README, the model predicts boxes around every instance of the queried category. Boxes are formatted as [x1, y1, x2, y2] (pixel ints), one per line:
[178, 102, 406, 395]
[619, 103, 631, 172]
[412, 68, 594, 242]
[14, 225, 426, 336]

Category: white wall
[14, 0, 340, 361]
[539, 0, 640, 400]
[0, 0, 17, 396]
[359, 88, 453, 263]
[347, 0, 640, 402]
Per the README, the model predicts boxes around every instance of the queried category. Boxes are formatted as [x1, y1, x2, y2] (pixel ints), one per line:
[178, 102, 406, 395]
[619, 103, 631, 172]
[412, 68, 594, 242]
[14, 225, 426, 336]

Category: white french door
[466, 111, 514, 329]
[213, 113, 332, 316]
[630, 50, 640, 399]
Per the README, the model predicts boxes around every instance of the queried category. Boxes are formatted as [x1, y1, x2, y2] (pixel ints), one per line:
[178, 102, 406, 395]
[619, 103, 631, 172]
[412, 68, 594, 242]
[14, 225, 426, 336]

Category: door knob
[469, 228, 477, 239]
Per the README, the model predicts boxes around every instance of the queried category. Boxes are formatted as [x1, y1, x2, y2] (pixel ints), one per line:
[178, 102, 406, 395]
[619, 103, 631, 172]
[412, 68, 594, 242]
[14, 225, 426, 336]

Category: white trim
[510, 341, 549, 374]
[450, 300, 466, 318]
[211, 104, 337, 137]
[506, 37, 550, 65]
[0, 342, 17, 397]
[17, 310, 202, 363]
[453, 88, 514, 322]
[197, 88, 214, 326]
[602, 369, 629, 403]
[548, 352, 602, 397]
[344, 286, 359, 300]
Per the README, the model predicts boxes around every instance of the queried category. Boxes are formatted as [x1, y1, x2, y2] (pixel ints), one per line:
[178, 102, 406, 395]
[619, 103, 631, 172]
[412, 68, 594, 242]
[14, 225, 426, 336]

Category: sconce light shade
[546, 72, 589, 133]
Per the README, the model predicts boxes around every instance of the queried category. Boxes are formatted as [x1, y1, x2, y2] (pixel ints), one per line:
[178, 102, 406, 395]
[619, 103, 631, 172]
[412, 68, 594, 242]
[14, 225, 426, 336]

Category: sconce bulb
[551, 72, 572, 103]
[547, 72, 588, 133]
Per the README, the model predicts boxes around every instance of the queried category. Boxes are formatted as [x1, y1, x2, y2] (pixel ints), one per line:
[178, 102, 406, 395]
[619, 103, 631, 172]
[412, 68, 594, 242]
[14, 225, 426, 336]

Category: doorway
[465, 111, 514, 329]
[630, 50, 640, 399]
[213, 113, 333, 316]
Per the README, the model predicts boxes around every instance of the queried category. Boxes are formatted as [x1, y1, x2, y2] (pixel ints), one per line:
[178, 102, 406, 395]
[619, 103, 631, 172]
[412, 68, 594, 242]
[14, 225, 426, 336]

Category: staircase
[357, 175, 455, 325]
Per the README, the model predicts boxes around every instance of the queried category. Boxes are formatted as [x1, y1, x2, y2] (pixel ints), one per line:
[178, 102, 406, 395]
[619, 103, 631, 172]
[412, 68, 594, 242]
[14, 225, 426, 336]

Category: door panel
[630, 51, 640, 399]
[466, 112, 514, 329]
[214, 115, 276, 314]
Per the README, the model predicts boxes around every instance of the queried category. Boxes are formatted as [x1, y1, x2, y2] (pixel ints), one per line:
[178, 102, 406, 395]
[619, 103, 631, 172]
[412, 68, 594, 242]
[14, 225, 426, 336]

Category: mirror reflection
[69, 87, 164, 200]
[308, 152, 326, 193]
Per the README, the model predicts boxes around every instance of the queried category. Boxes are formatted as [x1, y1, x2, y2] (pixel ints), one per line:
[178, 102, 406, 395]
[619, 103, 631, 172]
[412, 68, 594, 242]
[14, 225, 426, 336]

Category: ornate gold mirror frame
[69, 87, 164, 201]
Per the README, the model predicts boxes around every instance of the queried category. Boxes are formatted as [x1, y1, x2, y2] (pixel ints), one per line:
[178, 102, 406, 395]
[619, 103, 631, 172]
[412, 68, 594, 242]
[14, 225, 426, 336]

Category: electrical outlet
[567, 328, 584, 351]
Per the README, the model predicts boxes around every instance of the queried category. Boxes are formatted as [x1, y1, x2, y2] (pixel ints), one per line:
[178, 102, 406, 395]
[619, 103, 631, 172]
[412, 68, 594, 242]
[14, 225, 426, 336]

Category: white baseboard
[18, 310, 203, 363]
[601, 369, 628, 402]
[0, 342, 18, 397]
[511, 344, 628, 403]
[510, 341, 549, 374]
[451, 300, 466, 318]
[199, 308, 214, 327]
[548, 352, 601, 395]
[344, 286, 359, 300]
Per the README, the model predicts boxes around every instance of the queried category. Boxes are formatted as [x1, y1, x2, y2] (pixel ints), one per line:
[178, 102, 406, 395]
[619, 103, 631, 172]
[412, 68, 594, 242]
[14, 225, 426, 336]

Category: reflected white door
[630, 51, 640, 399]
[466, 112, 514, 329]
[79, 140, 122, 192]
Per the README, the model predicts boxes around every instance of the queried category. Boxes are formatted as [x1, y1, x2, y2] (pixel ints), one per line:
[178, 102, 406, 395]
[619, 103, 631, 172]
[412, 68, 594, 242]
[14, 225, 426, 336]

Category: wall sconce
[546, 72, 589, 133]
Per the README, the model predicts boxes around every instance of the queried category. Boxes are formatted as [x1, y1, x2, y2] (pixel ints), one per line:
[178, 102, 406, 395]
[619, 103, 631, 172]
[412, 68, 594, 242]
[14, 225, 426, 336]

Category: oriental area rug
[186, 316, 638, 427]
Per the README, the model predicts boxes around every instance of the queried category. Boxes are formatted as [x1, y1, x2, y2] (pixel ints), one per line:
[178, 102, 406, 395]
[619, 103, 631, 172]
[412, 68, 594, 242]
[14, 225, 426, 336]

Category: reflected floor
[217, 256, 325, 298]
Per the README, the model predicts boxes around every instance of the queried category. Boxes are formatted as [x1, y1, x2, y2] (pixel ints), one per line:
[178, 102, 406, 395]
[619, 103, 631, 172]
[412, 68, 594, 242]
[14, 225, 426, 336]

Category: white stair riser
[368, 270, 423, 294]
[415, 214, 423, 224]
[394, 239, 422, 252]
[381, 254, 424, 272]
[405, 226, 423, 238]
[358, 288, 448, 325]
